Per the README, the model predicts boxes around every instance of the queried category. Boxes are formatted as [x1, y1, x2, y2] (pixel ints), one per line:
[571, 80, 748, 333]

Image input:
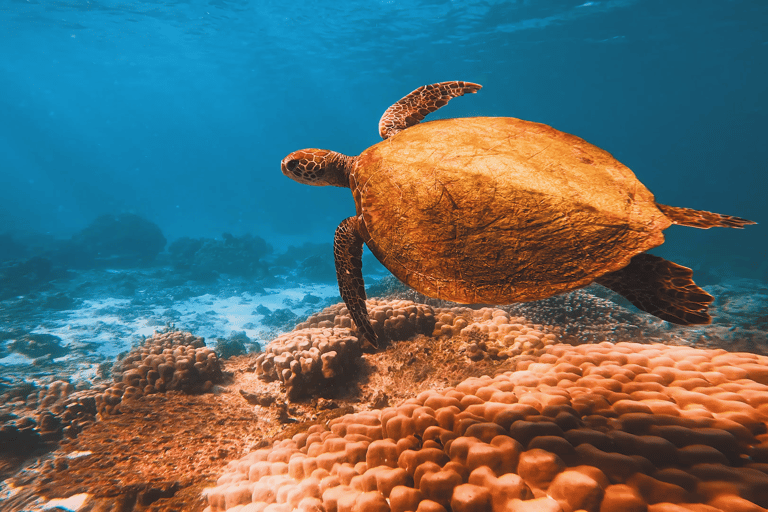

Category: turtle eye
[286, 160, 299, 172]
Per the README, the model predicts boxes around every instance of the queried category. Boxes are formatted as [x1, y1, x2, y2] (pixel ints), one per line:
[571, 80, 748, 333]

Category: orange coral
[96, 330, 222, 416]
[205, 341, 768, 512]
[258, 300, 561, 401]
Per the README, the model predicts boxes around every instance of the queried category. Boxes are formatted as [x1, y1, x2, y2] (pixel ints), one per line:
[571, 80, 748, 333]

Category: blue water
[1, 0, 766, 279]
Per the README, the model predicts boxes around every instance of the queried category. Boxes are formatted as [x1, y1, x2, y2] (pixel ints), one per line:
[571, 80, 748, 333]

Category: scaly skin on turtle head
[281, 149, 354, 188]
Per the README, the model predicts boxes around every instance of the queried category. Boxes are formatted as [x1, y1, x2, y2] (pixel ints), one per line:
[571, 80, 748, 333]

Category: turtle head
[281, 149, 353, 188]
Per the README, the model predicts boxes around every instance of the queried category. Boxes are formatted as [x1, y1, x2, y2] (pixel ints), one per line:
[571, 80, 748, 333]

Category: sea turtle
[281, 81, 755, 348]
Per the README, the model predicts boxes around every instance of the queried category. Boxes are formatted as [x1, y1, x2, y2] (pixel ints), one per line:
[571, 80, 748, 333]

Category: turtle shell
[350, 116, 671, 304]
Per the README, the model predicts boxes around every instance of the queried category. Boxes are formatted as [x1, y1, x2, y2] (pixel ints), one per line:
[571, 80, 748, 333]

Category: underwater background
[1, 1, 768, 511]
[2, 0, 766, 278]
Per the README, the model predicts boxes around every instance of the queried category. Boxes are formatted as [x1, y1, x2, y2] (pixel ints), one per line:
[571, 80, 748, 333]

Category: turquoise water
[2, 1, 765, 280]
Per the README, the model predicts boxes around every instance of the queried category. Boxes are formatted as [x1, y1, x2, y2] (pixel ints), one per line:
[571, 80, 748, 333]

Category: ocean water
[1, 0, 765, 263]
[1, 1, 767, 510]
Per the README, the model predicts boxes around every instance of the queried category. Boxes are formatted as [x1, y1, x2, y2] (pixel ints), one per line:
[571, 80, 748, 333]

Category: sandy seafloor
[0, 270, 341, 373]
[1, 262, 767, 511]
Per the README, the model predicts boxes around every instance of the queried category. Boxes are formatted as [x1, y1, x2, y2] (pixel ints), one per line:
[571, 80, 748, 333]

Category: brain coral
[295, 299, 437, 342]
[257, 300, 559, 400]
[96, 330, 223, 417]
[255, 327, 361, 400]
[205, 341, 768, 512]
[294, 299, 560, 359]
[370, 276, 651, 344]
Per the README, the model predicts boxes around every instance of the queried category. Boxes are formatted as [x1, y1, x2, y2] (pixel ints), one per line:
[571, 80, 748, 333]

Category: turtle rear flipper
[595, 253, 714, 325]
[657, 203, 756, 229]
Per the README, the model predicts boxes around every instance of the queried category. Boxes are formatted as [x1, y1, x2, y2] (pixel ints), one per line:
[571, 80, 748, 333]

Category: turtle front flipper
[378, 81, 482, 139]
[334, 216, 378, 348]
[594, 253, 714, 325]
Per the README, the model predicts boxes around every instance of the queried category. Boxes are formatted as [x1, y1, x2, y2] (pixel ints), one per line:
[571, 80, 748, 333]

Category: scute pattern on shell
[357, 116, 670, 306]
[205, 341, 768, 512]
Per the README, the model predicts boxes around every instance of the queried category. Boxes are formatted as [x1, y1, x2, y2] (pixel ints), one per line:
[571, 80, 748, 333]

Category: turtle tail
[595, 253, 713, 325]
[656, 203, 756, 229]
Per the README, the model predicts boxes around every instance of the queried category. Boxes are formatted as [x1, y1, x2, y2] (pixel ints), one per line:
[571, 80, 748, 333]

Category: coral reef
[259, 299, 560, 400]
[7, 289, 768, 511]
[258, 306, 301, 331]
[428, 306, 557, 362]
[256, 299, 442, 400]
[295, 254, 337, 283]
[15, 378, 263, 512]
[205, 341, 768, 512]
[0, 380, 98, 480]
[369, 276, 650, 343]
[370, 275, 768, 354]
[500, 287, 649, 343]
[216, 331, 257, 360]
[169, 233, 272, 280]
[40, 291, 78, 310]
[96, 330, 224, 417]
[295, 299, 437, 343]
[1, 259, 765, 510]
[0, 256, 59, 300]
[57, 213, 166, 269]
[0, 232, 29, 262]
[255, 327, 361, 400]
[272, 242, 352, 282]
[7, 333, 68, 359]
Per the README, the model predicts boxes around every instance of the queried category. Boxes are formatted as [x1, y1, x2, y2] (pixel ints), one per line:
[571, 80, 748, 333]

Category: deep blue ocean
[2, 0, 766, 280]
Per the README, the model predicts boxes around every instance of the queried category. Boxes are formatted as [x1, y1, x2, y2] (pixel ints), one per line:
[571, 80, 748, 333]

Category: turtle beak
[280, 156, 291, 177]
[281, 154, 301, 181]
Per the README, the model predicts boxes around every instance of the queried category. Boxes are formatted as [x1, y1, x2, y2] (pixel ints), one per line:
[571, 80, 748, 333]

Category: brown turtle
[281, 81, 755, 348]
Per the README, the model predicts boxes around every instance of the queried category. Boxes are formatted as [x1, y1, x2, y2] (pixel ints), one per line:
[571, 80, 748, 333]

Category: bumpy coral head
[281, 149, 350, 187]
